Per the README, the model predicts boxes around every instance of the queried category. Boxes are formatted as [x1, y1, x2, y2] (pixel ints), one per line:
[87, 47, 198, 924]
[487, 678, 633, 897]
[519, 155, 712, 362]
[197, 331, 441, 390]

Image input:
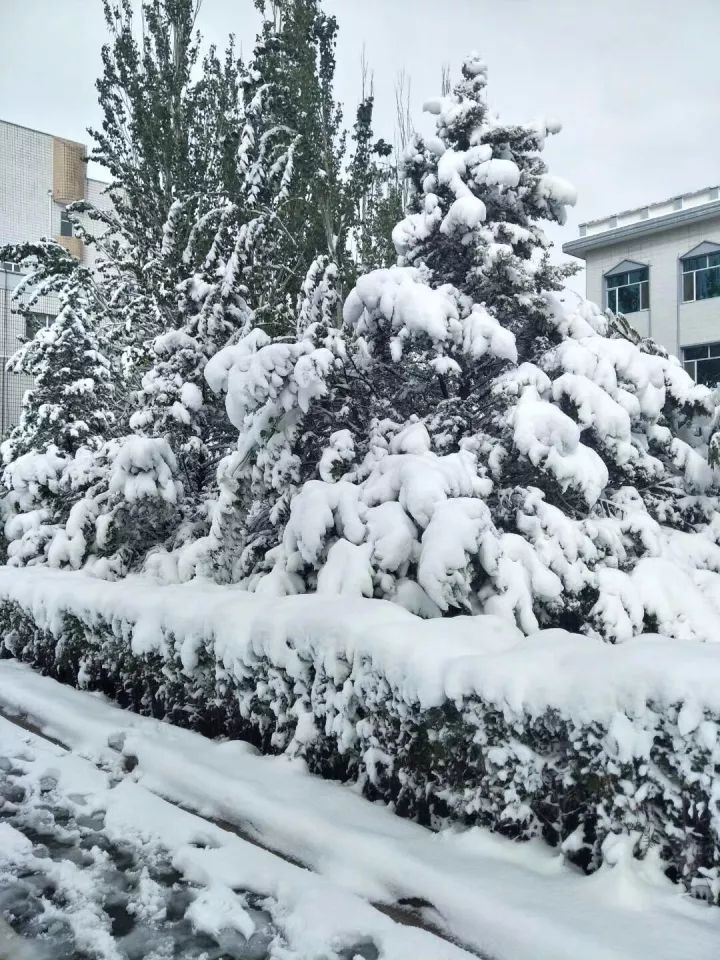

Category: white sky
[1, 0, 719, 292]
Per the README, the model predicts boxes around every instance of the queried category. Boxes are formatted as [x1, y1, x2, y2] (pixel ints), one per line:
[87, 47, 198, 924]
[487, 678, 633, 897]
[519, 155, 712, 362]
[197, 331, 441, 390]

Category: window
[606, 267, 649, 314]
[1, 261, 22, 274]
[683, 342, 720, 385]
[24, 313, 53, 341]
[682, 252, 720, 302]
[60, 208, 73, 238]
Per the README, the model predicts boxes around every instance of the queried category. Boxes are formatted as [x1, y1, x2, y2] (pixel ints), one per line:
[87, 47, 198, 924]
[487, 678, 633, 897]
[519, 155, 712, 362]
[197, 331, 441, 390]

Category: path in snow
[0, 727, 278, 959]
[0, 707, 475, 960]
[0, 660, 718, 960]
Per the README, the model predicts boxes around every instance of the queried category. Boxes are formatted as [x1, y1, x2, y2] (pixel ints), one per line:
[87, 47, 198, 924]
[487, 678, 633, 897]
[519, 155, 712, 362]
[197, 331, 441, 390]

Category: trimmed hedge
[0, 572, 718, 904]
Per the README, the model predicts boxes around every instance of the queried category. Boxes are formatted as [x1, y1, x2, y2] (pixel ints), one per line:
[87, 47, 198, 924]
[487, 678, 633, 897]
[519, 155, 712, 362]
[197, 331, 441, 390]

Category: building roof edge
[563, 201, 720, 259]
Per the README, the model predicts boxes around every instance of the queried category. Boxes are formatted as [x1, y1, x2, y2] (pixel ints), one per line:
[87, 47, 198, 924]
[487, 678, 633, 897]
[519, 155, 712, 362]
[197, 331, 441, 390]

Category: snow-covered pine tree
[160, 249, 346, 584]
[128, 8, 346, 560]
[100, 0, 384, 527]
[0, 238, 183, 575]
[0, 259, 117, 566]
[2, 292, 114, 463]
[205, 53, 720, 643]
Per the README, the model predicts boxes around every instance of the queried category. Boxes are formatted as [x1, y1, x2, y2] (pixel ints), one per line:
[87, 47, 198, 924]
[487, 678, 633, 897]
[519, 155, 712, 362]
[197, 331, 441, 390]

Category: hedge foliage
[1, 589, 718, 905]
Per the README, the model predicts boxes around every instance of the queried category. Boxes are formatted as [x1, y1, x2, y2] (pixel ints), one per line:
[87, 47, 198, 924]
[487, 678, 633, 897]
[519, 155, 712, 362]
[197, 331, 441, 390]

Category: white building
[0, 118, 110, 433]
[563, 185, 720, 385]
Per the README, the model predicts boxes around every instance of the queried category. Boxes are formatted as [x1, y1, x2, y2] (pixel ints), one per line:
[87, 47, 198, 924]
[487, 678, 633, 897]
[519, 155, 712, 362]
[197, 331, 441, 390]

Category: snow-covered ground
[0, 685, 471, 959]
[0, 660, 717, 960]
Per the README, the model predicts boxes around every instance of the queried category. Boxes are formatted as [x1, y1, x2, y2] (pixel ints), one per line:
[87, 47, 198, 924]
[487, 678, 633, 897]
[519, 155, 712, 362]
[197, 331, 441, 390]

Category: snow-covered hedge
[0, 566, 719, 902]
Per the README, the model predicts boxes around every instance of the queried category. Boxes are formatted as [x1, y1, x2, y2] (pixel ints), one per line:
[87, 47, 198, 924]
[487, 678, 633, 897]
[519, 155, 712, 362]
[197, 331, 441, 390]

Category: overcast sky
[1, 0, 719, 291]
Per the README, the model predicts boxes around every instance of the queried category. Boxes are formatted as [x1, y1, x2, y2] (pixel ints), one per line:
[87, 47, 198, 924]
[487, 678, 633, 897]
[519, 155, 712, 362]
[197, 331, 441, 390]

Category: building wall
[0, 119, 111, 436]
[0, 122, 53, 247]
[584, 213, 720, 359]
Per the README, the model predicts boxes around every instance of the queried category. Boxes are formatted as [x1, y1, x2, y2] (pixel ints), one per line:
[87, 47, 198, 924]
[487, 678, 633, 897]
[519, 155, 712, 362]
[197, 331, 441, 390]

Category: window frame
[681, 252, 720, 303]
[682, 341, 720, 385]
[59, 207, 74, 238]
[605, 265, 650, 314]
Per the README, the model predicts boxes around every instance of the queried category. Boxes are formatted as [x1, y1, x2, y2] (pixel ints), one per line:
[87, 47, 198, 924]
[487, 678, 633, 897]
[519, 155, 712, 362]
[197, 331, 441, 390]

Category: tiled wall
[0, 122, 53, 248]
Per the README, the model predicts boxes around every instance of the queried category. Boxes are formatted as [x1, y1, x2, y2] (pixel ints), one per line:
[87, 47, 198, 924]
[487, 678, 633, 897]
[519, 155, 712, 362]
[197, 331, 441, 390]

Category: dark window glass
[696, 266, 720, 301]
[683, 271, 695, 301]
[683, 344, 720, 384]
[696, 356, 720, 386]
[709, 252, 720, 267]
[605, 268, 649, 314]
[617, 283, 640, 313]
[684, 344, 710, 361]
[683, 255, 707, 273]
[60, 210, 73, 238]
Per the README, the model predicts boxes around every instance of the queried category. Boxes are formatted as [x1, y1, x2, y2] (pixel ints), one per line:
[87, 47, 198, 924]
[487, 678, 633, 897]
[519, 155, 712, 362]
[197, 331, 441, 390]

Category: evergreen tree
[203, 54, 720, 643]
[0, 268, 117, 568]
[2, 293, 114, 462]
[0, 0, 387, 577]
[132, 0, 404, 572]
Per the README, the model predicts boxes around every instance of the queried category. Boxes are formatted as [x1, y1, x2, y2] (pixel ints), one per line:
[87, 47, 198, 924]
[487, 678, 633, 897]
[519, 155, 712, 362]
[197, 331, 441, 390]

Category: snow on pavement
[0, 659, 719, 960]
[0, 708, 474, 960]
